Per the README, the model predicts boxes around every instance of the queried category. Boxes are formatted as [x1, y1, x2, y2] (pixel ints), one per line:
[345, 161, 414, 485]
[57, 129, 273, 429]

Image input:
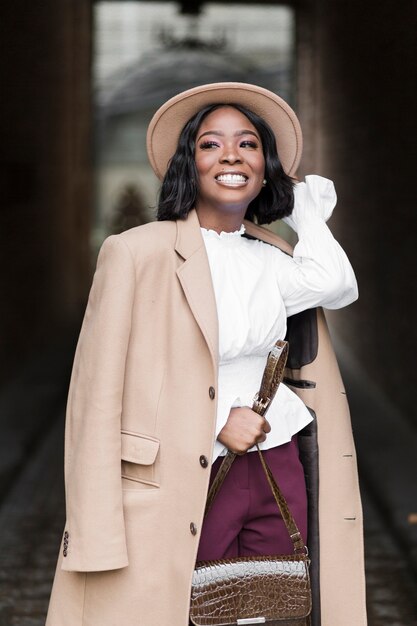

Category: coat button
[190, 522, 198, 536]
[209, 386, 215, 400]
[199, 455, 208, 468]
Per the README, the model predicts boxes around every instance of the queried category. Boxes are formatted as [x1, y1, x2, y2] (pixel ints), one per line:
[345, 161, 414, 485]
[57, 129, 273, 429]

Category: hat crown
[146, 82, 303, 180]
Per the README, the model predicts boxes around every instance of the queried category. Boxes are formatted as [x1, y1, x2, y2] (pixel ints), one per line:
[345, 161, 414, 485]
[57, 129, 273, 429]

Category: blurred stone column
[0, 0, 93, 381]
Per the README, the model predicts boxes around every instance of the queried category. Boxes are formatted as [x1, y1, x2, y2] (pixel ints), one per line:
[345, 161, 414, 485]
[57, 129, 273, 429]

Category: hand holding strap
[204, 340, 307, 555]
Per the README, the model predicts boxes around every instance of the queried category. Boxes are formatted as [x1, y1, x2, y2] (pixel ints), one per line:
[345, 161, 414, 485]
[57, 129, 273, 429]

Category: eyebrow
[197, 129, 260, 142]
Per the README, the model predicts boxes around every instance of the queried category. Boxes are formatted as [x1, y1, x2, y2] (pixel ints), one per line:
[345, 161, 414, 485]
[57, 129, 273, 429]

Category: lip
[214, 171, 249, 187]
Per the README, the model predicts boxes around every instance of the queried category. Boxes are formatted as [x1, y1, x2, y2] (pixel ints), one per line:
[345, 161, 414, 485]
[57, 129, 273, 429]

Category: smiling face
[194, 106, 265, 232]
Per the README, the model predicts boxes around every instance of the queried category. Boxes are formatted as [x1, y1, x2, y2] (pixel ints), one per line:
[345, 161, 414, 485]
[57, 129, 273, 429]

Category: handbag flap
[190, 555, 311, 625]
[121, 431, 160, 465]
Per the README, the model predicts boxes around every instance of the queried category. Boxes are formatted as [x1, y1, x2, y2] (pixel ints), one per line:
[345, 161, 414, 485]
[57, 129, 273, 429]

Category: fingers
[253, 417, 270, 446]
[244, 413, 270, 446]
[262, 418, 271, 434]
[218, 407, 272, 454]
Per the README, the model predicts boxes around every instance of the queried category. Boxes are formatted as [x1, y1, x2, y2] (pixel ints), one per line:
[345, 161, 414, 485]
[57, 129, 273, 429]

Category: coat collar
[174, 208, 203, 260]
[243, 219, 294, 256]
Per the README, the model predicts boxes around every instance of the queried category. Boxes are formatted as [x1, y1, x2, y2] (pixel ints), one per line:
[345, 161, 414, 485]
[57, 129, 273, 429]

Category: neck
[196, 207, 246, 234]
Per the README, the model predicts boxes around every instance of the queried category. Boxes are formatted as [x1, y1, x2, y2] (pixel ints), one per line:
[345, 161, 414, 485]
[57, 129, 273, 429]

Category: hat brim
[146, 82, 303, 180]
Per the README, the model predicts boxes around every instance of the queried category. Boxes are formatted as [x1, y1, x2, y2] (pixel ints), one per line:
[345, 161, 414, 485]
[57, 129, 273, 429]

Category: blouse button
[199, 455, 208, 468]
[190, 522, 198, 536]
[209, 386, 215, 400]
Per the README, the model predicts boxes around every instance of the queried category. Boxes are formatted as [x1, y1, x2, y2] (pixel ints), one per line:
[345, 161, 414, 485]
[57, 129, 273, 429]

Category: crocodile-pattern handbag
[189, 341, 312, 626]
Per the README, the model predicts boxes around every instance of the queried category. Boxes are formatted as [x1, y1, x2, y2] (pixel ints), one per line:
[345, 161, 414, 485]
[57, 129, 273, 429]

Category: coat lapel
[175, 210, 219, 368]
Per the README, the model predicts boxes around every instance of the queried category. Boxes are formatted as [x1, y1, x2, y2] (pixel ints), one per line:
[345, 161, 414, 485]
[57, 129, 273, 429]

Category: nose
[219, 144, 242, 164]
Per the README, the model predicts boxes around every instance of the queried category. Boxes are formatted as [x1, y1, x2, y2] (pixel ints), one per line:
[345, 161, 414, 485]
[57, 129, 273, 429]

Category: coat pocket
[121, 430, 160, 488]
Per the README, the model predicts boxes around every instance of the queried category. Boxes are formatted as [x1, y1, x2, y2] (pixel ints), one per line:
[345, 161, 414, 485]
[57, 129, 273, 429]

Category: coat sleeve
[61, 235, 135, 572]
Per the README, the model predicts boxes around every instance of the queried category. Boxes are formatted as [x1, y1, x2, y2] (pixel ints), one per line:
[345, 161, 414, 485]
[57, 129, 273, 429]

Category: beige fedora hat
[146, 82, 303, 180]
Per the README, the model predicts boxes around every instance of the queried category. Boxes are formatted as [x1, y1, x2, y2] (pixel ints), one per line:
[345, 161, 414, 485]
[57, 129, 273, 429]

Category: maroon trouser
[197, 436, 308, 561]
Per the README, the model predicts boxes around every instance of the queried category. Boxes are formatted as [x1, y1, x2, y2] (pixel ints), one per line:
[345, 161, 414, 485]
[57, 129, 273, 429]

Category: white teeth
[216, 174, 247, 183]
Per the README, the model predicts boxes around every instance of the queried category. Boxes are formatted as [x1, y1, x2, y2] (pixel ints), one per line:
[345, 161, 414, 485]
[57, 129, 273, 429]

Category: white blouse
[201, 175, 358, 462]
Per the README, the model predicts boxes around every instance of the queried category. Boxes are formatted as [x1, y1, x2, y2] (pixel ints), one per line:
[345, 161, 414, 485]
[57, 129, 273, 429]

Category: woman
[46, 83, 367, 626]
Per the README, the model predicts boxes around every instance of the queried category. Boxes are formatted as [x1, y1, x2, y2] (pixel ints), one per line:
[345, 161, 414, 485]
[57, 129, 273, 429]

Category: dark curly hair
[157, 103, 295, 225]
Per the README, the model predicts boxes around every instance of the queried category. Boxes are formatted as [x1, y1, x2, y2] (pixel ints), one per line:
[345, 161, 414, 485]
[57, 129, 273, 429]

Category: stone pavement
[0, 414, 416, 625]
[0, 416, 65, 626]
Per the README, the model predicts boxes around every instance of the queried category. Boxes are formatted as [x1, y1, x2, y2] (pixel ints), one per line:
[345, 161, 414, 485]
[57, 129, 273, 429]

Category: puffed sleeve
[276, 174, 358, 317]
[61, 235, 135, 572]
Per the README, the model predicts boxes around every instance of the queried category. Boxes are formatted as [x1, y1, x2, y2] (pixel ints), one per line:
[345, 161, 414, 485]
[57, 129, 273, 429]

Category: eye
[199, 140, 220, 149]
[240, 140, 259, 149]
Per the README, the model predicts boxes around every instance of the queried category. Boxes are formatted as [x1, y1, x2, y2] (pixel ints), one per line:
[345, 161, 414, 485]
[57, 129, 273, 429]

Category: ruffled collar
[201, 224, 246, 241]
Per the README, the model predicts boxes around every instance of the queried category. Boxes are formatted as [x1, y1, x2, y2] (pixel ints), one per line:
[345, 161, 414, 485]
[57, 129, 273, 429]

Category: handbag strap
[205, 340, 307, 555]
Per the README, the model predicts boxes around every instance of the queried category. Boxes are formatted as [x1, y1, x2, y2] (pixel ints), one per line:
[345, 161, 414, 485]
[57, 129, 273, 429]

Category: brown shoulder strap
[255, 444, 307, 554]
[204, 450, 236, 516]
[253, 340, 289, 416]
[204, 340, 307, 555]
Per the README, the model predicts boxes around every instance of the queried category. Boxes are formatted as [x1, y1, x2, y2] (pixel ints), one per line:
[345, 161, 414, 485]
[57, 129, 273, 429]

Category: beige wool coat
[46, 209, 367, 626]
